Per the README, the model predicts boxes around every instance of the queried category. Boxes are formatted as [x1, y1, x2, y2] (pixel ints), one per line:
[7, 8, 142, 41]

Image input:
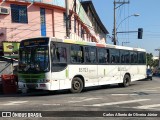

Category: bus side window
[138, 52, 146, 64]
[70, 45, 84, 63]
[85, 46, 96, 64]
[104, 53, 108, 63]
[98, 48, 109, 64]
[120, 50, 129, 64]
[85, 47, 90, 63]
[106, 49, 110, 63]
[111, 56, 115, 63]
[110, 49, 120, 64]
[55, 48, 60, 61]
[51, 43, 56, 62]
[51, 43, 67, 63]
[130, 52, 138, 64]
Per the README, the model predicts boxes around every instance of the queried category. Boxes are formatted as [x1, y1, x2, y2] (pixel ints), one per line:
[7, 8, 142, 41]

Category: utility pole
[113, 0, 116, 45]
[113, 0, 129, 45]
[155, 49, 160, 68]
[65, 0, 70, 38]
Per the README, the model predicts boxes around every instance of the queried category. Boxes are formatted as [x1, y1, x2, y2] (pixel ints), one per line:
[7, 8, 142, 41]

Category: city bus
[18, 37, 146, 93]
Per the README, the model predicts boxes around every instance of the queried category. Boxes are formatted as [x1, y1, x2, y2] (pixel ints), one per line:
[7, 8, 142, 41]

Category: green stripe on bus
[75, 41, 85, 45]
[18, 73, 45, 83]
[66, 69, 68, 78]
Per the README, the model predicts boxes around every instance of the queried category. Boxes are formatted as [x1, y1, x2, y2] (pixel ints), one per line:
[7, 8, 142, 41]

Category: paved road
[0, 77, 160, 120]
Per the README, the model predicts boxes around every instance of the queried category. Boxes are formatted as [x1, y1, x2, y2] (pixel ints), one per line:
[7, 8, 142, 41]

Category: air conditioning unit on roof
[0, 7, 10, 15]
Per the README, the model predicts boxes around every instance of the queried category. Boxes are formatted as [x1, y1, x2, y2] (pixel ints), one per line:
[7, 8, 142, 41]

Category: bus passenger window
[85, 47, 96, 63]
[138, 52, 146, 64]
[71, 45, 84, 63]
[110, 49, 120, 63]
[120, 50, 130, 64]
[55, 48, 60, 60]
[98, 48, 109, 64]
[130, 52, 138, 63]
[53, 46, 67, 63]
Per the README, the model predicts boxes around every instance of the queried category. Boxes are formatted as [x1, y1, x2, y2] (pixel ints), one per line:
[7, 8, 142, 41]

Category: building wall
[54, 8, 66, 39]
[0, 0, 107, 45]
[0, 3, 41, 43]
[46, 9, 53, 37]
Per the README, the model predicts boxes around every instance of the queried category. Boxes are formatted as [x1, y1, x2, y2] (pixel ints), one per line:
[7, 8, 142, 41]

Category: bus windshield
[19, 46, 49, 72]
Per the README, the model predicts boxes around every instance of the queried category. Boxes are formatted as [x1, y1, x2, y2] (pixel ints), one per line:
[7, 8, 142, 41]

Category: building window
[78, 23, 79, 36]
[74, 17, 76, 33]
[11, 4, 28, 23]
[40, 8, 46, 36]
[81, 27, 84, 39]
[63, 12, 67, 24]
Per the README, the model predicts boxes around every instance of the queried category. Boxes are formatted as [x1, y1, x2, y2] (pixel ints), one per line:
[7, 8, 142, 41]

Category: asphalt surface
[0, 76, 160, 120]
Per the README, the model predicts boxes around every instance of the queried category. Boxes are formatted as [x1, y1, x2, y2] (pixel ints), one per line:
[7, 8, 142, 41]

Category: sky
[91, 0, 160, 56]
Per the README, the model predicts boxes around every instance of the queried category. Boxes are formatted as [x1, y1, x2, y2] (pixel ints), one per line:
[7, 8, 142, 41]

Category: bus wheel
[123, 74, 131, 87]
[119, 74, 131, 87]
[70, 77, 83, 93]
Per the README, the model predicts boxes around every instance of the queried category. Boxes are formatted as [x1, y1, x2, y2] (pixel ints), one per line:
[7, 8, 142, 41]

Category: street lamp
[116, 14, 140, 31]
[113, 13, 140, 45]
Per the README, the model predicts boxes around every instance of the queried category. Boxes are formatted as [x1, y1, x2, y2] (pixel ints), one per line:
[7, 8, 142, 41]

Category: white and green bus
[18, 37, 146, 93]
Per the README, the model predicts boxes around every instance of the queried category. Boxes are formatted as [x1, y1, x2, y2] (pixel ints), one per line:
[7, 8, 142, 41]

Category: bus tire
[70, 77, 83, 93]
[119, 74, 131, 87]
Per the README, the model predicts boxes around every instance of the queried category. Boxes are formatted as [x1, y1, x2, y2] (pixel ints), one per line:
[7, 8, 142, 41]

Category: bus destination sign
[20, 38, 49, 47]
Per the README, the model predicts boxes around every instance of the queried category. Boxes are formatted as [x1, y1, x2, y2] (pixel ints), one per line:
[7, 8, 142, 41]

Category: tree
[146, 53, 153, 68]
[153, 59, 159, 67]
[146, 53, 159, 68]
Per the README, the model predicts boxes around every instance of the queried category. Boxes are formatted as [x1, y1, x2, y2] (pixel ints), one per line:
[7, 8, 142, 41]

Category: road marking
[68, 98, 102, 103]
[43, 104, 61, 106]
[83, 99, 150, 107]
[70, 97, 87, 100]
[139, 90, 157, 92]
[139, 87, 160, 91]
[111, 94, 138, 96]
[150, 87, 160, 89]
[1, 101, 28, 106]
[133, 87, 160, 93]
[133, 104, 160, 109]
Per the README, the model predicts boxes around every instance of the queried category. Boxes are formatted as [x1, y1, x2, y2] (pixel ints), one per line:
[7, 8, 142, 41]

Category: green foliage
[146, 53, 153, 67]
[153, 59, 159, 67]
[146, 53, 159, 68]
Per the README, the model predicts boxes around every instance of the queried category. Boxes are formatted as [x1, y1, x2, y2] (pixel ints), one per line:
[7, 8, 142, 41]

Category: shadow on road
[0, 78, 157, 97]
[0, 85, 128, 97]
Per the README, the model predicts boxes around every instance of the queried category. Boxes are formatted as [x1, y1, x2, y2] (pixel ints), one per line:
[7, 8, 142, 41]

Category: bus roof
[19, 37, 146, 52]
[51, 38, 146, 52]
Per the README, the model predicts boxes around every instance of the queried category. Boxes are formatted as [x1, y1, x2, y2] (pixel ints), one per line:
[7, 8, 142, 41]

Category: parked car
[146, 69, 153, 80]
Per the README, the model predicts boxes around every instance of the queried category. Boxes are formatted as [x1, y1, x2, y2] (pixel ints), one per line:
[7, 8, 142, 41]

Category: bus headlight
[45, 79, 50, 83]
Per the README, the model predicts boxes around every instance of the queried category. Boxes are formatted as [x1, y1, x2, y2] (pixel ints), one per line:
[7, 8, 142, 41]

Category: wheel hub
[73, 81, 80, 90]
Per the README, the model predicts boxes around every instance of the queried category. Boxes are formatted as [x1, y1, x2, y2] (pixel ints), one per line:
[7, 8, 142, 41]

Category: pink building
[0, 0, 108, 56]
